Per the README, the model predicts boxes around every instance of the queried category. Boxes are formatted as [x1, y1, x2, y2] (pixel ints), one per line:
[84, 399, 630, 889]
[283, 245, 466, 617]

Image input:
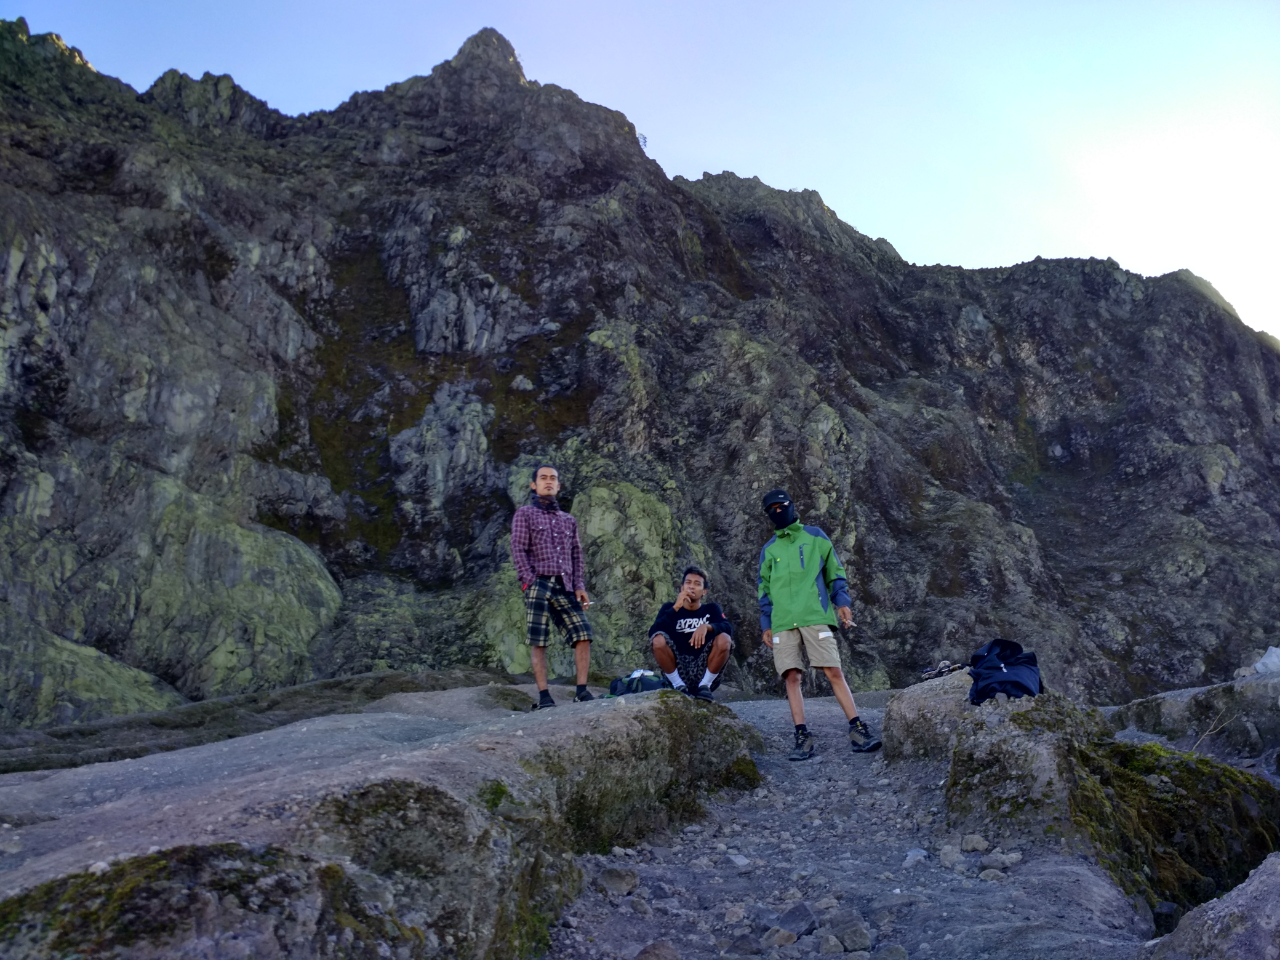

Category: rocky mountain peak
[1164, 268, 1240, 321]
[449, 27, 527, 84]
[1, 17, 95, 72]
[141, 68, 287, 138]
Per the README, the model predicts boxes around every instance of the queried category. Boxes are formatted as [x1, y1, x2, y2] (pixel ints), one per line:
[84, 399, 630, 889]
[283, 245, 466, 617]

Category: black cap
[761, 488, 790, 511]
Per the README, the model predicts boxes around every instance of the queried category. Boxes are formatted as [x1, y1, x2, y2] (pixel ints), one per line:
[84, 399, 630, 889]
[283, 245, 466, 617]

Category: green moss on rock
[478, 779, 514, 811]
[1070, 740, 1280, 910]
[0, 604, 185, 728]
[0, 844, 433, 959]
[567, 482, 681, 678]
[544, 693, 763, 852]
[314, 777, 580, 960]
[717, 753, 765, 791]
[315, 861, 428, 956]
[948, 692, 1280, 915]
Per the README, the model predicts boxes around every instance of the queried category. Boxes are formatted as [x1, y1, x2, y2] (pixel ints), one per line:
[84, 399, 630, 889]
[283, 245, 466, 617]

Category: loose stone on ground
[547, 696, 1153, 960]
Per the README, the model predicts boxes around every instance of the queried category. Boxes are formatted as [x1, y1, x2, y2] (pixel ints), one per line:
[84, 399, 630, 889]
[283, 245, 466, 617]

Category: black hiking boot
[573, 689, 595, 703]
[848, 717, 882, 752]
[788, 729, 815, 761]
[694, 685, 715, 703]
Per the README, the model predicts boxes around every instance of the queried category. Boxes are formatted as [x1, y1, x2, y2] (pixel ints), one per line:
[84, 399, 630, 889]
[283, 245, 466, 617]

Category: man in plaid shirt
[511, 464, 595, 708]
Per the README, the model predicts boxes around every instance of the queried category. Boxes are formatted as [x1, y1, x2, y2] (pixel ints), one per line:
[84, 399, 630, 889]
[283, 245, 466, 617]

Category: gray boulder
[0, 690, 759, 958]
[882, 669, 973, 760]
[597, 866, 640, 896]
[948, 692, 1280, 920]
[1108, 672, 1280, 758]
[1139, 852, 1280, 959]
[635, 940, 681, 960]
[776, 900, 818, 936]
[828, 912, 873, 952]
[946, 692, 1097, 841]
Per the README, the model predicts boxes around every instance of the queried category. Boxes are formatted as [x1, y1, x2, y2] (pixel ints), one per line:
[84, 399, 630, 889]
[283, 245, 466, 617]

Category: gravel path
[548, 696, 1153, 960]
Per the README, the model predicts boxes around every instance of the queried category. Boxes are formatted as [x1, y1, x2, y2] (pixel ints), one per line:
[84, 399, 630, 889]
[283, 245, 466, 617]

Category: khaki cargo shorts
[771, 624, 841, 675]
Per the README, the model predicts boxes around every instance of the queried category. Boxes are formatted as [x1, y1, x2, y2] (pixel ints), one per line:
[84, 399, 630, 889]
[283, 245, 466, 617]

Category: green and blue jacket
[757, 522, 851, 631]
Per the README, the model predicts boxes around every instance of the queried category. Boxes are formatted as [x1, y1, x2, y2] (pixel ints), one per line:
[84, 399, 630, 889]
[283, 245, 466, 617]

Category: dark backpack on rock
[967, 638, 1042, 705]
[607, 672, 666, 696]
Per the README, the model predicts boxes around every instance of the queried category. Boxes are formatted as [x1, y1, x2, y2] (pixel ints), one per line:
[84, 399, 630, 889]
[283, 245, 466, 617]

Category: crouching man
[649, 566, 733, 702]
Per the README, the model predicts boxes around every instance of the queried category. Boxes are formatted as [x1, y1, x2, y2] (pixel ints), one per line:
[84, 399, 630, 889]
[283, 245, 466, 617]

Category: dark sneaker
[694, 685, 715, 703]
[848, 717, 882, 752]
[532, 697, 556, 711]
[573, 690, 595, 703]
[788, 730, 815, 761]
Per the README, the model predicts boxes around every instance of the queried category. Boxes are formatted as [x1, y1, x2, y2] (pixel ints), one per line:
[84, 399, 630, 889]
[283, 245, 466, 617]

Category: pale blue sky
[10, 1, 1280, 337]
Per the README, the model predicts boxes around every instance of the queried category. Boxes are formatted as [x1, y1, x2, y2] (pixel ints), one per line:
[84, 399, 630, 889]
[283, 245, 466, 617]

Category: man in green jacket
[758, 488, 881, 760]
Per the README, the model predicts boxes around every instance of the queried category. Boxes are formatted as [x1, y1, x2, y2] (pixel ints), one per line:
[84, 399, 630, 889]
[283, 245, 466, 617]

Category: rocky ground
[0, 667, 508, 774]
[0, 685, 758, 958]
[549, 694, 1153, 960]
[1, 677, 1275, 958]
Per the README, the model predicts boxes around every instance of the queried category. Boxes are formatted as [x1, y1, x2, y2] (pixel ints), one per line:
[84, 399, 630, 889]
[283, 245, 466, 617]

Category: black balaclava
[761, 488, 797, 529]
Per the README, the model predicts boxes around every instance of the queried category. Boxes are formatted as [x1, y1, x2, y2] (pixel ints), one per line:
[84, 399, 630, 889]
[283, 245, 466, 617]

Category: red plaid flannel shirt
[511, 499, 586, 593]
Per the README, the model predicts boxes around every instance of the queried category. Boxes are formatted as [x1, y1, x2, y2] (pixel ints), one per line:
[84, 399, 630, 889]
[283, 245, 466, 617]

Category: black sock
[576, 684, 587, 696]
[539, 689, 554, 703]
[795, 724, 808, 735]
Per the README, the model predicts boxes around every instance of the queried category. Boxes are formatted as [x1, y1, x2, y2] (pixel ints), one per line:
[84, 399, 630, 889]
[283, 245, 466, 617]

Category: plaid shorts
[524, 576, 594, 647]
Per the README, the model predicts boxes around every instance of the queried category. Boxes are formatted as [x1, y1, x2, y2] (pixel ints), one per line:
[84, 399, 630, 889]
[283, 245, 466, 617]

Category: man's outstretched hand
[837, 606, 855, 629]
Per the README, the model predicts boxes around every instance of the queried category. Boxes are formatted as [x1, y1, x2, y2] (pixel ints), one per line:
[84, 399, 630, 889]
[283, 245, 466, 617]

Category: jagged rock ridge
[2, 16, 1280, 724]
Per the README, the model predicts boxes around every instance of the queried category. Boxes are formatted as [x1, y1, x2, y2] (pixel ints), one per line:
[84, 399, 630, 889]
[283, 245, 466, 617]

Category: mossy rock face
[312, 575, 497, 677]
[0, 604, 185, 728]
[947, 692, 1106, 834]
[0, 844, 427, 959]
[947, 692, 1280, 914]
[540, 693, 763, 852]
[10, 12, 1280, 727]
[566, 482, 682, 678]
[1071, 740, 1280, 911]
[0, 469, 343, 707]
[474, 563, 536, 676]
[314, 779, 579, 960]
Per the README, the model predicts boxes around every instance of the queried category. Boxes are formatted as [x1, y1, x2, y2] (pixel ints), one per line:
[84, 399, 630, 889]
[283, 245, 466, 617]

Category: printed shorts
[524, 576, 594, 647]
[772, 624, 841, 675]
[652, 631, 735, 691]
